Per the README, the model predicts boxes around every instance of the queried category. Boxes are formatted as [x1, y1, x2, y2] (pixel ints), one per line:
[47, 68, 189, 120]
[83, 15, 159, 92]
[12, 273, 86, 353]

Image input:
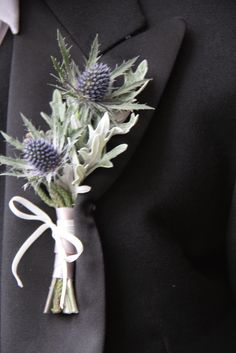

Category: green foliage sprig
[51, 31, 153, 117]
[0, 32, 154, 208]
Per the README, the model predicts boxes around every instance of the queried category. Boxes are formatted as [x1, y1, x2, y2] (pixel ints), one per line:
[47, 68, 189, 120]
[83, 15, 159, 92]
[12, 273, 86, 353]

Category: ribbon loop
[9, 196, 83, 309]
[9, 196, 52, 223]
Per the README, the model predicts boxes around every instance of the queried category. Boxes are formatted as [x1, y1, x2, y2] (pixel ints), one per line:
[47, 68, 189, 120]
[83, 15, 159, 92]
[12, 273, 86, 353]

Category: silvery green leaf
[114, 80, 150, 103]
[58, 120, 70, 151]
[111, 79, 149, 98]
[104, 102, 154, 110]
[110, 57, 139, 80]
[51, 56, 62, 76]
[103, 143, 128, 160]
[57, 30, 72, 76]
[80, 130, 108, 169]
[0, 172, 28, 178]
[66, 97, 79, 113]
[68, 130, 83, 146]
[76, 165, 86, 179]
[78, 105, 92, 127]
[0, 156, 28, 169]
[72, 164, 86, 185]
[89, 143, 128, 173]
[109, 113, 139, 138]
[1, 131, 24, 150]
[71, 59, 81, 78]
[50, 89, 66, 122]
[90, 134, 104, 163]
[49, 90, 69, 150]
[94, 112, 110, 136]
[87, 125, 95, 145]
[89, 101, 110, 113]
[57, 164, 77, 201]
[124, 60, 148, 85]
[70, 111, 81, 130]
[70, 145, 81, 166]
[80, 135, 101, 166]
[79, 147, 90, 162]
[40, 112, 52, 128]
[87, 112, 110, 147]
[98, 160, 113, 168]
[136, 60, 148, 79]
[86, 34, 101, 68]
[21, 114, 42, 138]
[79, 111, 137, 173]
[51, 56, 67, 83]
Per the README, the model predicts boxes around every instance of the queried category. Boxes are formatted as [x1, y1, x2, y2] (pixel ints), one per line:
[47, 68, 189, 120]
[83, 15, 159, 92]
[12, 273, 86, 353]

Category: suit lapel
[43, 0, 146, 54]
[86, 17, 186, 199]
[7, 0, 186, 201]
[1, 0, 186, 352]
[43, 0, 186, 201]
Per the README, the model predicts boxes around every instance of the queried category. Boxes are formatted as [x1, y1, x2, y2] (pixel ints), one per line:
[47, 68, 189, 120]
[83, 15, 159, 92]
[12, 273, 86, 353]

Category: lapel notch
[43, 0, 147, 54]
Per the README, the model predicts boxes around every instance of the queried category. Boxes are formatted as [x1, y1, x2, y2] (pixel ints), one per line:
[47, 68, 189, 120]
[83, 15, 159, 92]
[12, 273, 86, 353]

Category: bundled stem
[43, 206, 79, 314]
[44, 277, 79, 314]
[35, 182, 73, 208]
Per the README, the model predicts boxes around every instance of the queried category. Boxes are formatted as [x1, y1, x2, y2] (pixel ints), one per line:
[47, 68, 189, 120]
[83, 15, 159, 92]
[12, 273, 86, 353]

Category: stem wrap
[9, 196, 83, 310]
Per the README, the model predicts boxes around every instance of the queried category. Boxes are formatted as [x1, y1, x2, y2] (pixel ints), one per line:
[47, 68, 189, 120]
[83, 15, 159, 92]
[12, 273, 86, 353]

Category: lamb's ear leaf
[103, 144, 128, 160]
[109, 113, 139, 138]
[98, 160, 113, 168]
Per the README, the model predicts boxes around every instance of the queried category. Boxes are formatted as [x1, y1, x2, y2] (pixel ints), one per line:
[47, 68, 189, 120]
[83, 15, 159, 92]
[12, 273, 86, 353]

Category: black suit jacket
[1, 0, 236, 352]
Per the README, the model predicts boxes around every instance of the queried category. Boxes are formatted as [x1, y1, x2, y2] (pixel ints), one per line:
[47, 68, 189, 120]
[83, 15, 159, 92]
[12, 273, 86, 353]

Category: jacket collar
[11, 0, 186, 200]
[43, 0, 147, 54]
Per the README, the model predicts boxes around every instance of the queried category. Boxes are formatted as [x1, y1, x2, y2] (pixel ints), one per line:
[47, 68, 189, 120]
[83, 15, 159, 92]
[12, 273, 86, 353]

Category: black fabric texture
[1, 0, 236, 352]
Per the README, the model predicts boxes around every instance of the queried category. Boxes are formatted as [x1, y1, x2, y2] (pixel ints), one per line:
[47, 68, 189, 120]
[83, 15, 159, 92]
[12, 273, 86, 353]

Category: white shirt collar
[0, 0, 19, 44]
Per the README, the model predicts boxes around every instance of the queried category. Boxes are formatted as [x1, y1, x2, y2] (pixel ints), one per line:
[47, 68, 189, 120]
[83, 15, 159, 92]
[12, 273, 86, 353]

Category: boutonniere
[0, 31, 154, 315]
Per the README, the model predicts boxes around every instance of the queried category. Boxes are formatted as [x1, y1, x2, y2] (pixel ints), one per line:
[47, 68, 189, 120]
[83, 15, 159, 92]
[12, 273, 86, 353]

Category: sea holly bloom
[77, 63, 111, 102]
[0, 90, 140, 207]
[51, 31, 153, 120]
[0, 91, 84, 207]
[23, 138, 62, 175]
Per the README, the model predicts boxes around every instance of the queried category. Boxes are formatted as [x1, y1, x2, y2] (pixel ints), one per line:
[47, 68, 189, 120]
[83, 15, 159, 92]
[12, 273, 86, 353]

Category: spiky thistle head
[52, 32, 153, 114]
[77, 63, 111, 102]
[23, 138, 62, 175]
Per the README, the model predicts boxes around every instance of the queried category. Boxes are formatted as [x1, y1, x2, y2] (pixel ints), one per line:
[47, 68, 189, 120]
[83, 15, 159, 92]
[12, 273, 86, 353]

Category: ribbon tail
[52, 227, 83, 309]
[60, 259, 68, 309]
[12, 223, 49, 287]
[52, 227, 69, 310]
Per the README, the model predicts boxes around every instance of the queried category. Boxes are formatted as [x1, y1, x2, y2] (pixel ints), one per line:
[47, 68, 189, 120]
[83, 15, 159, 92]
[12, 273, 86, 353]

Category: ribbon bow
[9, 196, 83, 309]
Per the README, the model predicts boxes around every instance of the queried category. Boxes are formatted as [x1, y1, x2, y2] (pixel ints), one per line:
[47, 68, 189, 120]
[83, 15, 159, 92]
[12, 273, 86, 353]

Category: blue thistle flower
[77, 63, 111, 102]
[23, 139, 61, 175]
